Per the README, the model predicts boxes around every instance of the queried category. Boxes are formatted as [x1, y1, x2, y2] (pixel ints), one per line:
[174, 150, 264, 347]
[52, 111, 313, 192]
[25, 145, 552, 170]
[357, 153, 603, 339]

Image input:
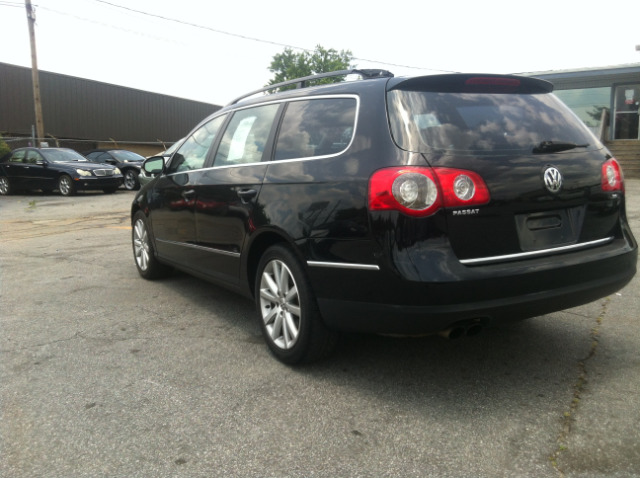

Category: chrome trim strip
[460, 237, 614, 265]
[156, 239, 241, 258]
[307, 261, 380, 271]
[165, 95, 360, 174]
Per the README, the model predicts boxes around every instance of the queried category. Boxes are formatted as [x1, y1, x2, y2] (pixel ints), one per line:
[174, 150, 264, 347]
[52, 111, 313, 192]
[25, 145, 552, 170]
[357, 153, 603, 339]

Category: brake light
[369, 167, 490, 217]
[601, 158, 624, 192]
[465, 77, 521, 87]
[463, 76, 522, 93]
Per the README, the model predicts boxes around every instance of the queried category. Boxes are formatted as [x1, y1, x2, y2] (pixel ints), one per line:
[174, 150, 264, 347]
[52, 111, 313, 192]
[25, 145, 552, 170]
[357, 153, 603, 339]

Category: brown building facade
[0, 62, 220, 156]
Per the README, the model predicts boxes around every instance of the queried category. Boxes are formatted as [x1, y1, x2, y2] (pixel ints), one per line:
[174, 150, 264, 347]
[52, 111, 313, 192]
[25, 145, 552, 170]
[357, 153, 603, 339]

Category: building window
[553, 87, 610, 137]
[613, 84, 640, 140]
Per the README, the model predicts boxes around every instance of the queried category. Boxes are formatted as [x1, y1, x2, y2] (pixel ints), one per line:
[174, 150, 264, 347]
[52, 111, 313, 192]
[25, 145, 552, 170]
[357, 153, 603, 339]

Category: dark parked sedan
[82, 149, 145, 190]
[0, 147, 123, 196]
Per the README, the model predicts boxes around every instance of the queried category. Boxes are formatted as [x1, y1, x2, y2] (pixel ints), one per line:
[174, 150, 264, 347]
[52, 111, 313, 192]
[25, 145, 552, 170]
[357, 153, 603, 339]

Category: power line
[0, 1, 25, 7]
[92, 0, 311, 52]
[37, 5, 188, 46]
[88, 0, 454, 73]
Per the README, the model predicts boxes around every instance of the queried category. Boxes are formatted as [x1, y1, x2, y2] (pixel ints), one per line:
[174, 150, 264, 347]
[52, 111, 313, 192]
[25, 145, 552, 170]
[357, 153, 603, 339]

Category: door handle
[181, 189, 196, 200]
[237, 188, 257, 204]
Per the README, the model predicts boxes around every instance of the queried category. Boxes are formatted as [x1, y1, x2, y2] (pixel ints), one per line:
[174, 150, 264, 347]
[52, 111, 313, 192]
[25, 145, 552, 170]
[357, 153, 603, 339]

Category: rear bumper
[309, 242, 637, 335]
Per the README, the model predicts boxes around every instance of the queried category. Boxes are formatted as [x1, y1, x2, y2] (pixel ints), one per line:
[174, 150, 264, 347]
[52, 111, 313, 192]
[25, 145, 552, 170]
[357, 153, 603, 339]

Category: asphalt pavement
[0, 181, 638, 478]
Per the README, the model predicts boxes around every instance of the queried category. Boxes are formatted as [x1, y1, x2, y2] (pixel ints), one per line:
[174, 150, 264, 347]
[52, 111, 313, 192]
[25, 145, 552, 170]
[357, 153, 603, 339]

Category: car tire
[255, 244, 338, 364]
[58, 175, 76, 196]
[0, 176, 11, 195]
[123, 169, 140, 191]
[132, 211, 172, 280]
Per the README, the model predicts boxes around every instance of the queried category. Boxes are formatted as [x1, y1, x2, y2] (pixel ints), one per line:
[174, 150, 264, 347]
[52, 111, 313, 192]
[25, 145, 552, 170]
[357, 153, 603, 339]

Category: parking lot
[1, 182, 639, 478]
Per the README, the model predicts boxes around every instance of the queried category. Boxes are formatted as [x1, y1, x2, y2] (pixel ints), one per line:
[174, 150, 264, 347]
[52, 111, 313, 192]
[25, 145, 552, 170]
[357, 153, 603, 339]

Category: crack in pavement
[549, 297, 610, 477]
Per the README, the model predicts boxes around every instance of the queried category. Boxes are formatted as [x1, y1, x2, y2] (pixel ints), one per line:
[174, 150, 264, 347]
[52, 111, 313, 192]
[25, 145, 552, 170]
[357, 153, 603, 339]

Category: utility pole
[25, 0, 45, 146]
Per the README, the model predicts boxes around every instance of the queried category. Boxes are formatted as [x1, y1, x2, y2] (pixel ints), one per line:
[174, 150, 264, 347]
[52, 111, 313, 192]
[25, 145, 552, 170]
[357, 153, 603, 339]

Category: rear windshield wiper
[533, 141, 589, 154]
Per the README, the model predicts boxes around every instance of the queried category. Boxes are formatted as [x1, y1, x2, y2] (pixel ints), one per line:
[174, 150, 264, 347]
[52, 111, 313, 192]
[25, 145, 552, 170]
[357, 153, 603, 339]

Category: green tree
[0, 135, 10, 158]
[267, 45, 354, 91]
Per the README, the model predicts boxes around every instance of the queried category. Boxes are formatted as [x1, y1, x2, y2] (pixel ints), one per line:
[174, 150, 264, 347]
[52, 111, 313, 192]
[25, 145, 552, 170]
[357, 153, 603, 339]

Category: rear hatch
[386, 74, 624, 264]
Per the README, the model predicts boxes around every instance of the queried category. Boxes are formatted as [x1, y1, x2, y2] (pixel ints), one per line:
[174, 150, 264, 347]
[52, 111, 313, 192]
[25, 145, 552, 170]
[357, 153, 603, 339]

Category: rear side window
[10, 150, 26, 163]
[274, 97, 357, 161]
[214, 104, 280, 167]
[387, 90, 595, 154]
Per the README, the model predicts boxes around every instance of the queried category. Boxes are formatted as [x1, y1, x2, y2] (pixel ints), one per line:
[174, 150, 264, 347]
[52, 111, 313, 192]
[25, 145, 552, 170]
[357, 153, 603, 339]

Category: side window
[25, 150, 41, 164]
[10, 150, 26, 163]
[87, 152, 110, 162]
[274, 98, 357, 161]
[167, 115, 226, 174]
[214, 104, 279, 167]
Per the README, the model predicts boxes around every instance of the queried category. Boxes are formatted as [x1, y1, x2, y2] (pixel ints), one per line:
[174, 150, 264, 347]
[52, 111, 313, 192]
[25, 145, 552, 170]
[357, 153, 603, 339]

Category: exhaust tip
[466, 324, 483, 336]
[439, 326, 466, 339]
[438, 320, 485, 339]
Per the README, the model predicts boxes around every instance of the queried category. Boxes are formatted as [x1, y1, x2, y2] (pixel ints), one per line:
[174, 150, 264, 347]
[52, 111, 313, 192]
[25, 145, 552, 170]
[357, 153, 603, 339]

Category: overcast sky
[1, 0, 639, 106]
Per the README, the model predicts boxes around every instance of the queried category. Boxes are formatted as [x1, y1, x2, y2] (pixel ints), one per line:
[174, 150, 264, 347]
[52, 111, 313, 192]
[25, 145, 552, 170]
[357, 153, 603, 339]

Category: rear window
[387, 90, 595, 154]
[274, 97, 357, 161]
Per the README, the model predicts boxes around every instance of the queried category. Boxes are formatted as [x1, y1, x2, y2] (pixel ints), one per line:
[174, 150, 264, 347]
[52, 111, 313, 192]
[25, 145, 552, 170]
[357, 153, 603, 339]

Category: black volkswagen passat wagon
[131, 69, 637, 364]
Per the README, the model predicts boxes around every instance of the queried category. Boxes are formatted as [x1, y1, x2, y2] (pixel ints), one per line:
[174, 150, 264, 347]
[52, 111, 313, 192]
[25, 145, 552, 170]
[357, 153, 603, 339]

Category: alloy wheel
[58, 176, 72, 196]
[124, 170, 138, 190]
[0, 177, 9, 195]
[259, 259, 301, 350]
[133, 218, 151, 271]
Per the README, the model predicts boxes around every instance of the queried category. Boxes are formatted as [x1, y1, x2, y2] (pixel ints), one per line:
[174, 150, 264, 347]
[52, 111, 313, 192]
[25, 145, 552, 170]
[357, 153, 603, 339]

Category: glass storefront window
[553, 87, 610, 137]
[613, 84, 640, 140]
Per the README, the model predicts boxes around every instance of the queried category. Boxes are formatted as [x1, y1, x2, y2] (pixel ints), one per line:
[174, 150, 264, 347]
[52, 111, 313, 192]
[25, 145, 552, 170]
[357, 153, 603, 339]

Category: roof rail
[228, 69, 394, 105]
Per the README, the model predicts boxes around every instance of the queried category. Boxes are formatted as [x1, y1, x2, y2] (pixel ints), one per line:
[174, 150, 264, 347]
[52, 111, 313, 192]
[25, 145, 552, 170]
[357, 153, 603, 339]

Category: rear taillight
[369, 167, 490, 217]
[434, 168, 490, 208]
[601, 158, 624, 192]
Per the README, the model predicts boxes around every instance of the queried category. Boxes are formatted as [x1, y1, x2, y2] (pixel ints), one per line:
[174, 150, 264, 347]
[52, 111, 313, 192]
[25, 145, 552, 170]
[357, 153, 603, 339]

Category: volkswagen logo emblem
[543, 166, 563, 193]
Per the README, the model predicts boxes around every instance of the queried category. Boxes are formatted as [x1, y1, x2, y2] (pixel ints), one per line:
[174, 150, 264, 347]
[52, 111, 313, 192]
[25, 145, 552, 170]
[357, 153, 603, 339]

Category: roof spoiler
[388, 74, 554, 94]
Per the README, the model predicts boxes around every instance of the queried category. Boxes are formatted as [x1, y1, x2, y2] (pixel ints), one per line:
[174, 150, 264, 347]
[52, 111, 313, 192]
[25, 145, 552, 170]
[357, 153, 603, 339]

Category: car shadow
[149, 269, 611, 420]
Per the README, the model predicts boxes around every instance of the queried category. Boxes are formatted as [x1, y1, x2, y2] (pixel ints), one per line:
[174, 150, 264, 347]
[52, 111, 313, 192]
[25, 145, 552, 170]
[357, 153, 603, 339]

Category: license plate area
[515, 206, 585, 252]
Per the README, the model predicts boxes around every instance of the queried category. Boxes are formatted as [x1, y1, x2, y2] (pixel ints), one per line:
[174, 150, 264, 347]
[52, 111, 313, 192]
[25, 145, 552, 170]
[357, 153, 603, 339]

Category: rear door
[3, 149, 28, 187]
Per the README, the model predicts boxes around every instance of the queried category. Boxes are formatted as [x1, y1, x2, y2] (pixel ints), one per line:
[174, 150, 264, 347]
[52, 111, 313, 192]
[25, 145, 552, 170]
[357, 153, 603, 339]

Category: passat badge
[543, 166, 563, 193]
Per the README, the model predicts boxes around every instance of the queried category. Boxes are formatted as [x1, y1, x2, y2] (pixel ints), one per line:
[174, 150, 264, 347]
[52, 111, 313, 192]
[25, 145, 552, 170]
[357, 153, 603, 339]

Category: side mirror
[143, 156, 165, 176]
